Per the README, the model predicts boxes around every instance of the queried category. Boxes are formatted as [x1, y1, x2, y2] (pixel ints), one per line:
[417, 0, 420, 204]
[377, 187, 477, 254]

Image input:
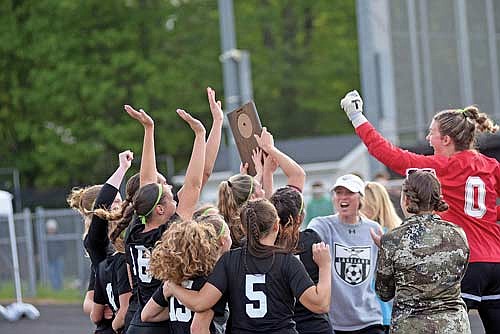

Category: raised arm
[340, 90, 444, 175]
[298, 242, 331, 314]
[176, 109, 206, 220]
[202, 87, 224, 187]
[262, 154, 278, 199]
[124, 105, 156, 187]
[255, 127, 306, 191]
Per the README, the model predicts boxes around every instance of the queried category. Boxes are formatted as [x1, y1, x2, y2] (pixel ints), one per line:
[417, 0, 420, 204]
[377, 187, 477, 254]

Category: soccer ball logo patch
[334, 243, 371, 286]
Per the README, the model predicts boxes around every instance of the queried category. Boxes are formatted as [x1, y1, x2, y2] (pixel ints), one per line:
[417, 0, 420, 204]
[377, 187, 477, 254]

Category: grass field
[0, 282, 83, 304]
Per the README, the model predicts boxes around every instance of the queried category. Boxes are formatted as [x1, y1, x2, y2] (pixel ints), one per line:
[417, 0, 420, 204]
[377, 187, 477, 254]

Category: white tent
[0, 190, 39, 321]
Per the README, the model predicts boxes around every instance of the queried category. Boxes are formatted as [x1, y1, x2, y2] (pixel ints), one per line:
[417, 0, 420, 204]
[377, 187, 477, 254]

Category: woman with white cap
[308, 174, 384, 334]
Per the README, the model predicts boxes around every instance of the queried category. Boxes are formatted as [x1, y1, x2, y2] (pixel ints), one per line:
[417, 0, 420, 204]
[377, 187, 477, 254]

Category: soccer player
[341, 90, 500, 333]
[123, 105, 206, 334]
[164, 198, 332, 334]
[141, 216, 231, 334]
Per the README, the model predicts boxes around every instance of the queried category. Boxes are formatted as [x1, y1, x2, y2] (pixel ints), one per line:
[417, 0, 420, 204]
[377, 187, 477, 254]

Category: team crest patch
[334, 243, 371, 286]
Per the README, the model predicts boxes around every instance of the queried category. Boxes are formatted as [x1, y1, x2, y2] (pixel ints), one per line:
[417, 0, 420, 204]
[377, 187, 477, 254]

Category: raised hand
[340, 90, 363, 120]
[118, 150, 134, 170]
[207, 87, 223, 123]
[254, 127, 274, 153]
[177, 109, 206, 135]
[251, 148, 264, 177]
[124, 105, 154, 128]
[263, 154, 279, 174]
[312, 242, 331, 268]
[240, 162, 249, 175]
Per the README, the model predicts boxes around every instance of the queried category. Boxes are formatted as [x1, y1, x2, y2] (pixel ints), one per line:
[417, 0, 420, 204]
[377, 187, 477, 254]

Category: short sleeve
[93, 266, 107, 305]
[307, 218, 326, 241]
[286, 255, 314, 299]
[207, 253, 229, 294]
[115, 256, 132, 295]
[151, 284, 168, 307]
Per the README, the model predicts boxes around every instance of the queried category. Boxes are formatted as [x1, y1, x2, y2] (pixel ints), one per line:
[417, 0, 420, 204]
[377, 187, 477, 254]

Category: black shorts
[461, 262, 500, 309]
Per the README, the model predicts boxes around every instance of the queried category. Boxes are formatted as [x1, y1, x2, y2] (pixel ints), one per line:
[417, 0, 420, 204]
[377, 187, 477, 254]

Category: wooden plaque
[227, 101, 263, 176]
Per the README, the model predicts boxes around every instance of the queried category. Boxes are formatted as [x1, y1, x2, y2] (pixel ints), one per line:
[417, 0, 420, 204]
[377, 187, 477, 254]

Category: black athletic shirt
[207, 248, 314, 334]
[94, 252, 131, 333]
[126, 213, 180, 328]
[294, 229, 332, 334]
[151, 278, 226, 334]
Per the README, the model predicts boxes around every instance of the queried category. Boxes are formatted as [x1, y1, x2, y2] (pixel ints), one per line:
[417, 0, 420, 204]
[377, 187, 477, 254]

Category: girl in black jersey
[123, 104, 206, 334]
[271, 187, 332, 334]
[141, 217, 231, 333]
[165, 199, 332, 334]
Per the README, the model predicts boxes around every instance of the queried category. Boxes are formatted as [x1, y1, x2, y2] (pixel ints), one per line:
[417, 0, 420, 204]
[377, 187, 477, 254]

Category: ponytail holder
[138, 183, 163, 225]
[217, 223, 226, 239]
[246, 177, 254, 202]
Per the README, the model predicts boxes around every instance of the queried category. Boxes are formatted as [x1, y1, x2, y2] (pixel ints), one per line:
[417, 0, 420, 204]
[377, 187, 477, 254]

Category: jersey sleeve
[307, 218, 326, 242]
[87, 183, 119, 266]
[115, 255, 132, 295]
[151, 284, 169, 307]
[285, 254, 315, 299]
[93, 265, 107, 305]
[207, 252, 229, 295]
[356, 122, 449, 176]
[87, 265, 96, 292]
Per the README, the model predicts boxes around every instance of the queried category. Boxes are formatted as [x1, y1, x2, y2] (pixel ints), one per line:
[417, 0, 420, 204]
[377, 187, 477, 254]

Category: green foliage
[0, 0, 359, 189]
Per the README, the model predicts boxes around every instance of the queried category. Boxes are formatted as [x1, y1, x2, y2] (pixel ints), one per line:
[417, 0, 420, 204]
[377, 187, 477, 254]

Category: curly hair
[402, 171, 448, 214]
[434, 106, 499, 151]
[149, 221, 220, 284]
[270, 187, 303, 252]
[67, 184, 103, 237]
[218, 174, 254, 247]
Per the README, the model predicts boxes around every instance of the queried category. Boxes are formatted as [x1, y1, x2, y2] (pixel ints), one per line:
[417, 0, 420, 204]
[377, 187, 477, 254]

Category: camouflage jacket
[376, 214, 471, 334]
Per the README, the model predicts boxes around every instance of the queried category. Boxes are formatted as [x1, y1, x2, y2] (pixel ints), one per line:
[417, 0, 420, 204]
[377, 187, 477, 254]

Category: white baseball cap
[331, 174, 365, 196]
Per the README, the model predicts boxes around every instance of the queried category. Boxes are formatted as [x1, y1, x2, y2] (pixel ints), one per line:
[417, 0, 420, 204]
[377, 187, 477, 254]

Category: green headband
[138, 183, 163, 224]
[201, 207, 214, 216]
[298, 195, 304, 216]
[246, 177, 254, 202]
[217, 223, 226, 239]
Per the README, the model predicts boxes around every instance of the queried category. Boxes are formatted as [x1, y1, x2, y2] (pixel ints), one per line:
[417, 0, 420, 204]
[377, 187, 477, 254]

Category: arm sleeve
[93, 265, 107, 305]
[151, 284, 169, 308]
[375, 235, 396, 302]
[87, 183, 119, 266]
[356, 122, 448, 176]
[207, 253, 229, 295]
[286, 255, 315, 299]
[193, 277, 227, 317]
[87, 265, 96, 292]
[307, 218, 326, 242]
[116, 256, 132, 295]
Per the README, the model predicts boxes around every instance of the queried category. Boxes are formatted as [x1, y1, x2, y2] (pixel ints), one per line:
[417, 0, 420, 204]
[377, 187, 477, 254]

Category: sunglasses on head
[405, 168, 436, 178]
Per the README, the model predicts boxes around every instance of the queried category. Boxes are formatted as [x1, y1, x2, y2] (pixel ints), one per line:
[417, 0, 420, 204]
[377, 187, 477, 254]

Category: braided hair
[402, 171, 448, 214]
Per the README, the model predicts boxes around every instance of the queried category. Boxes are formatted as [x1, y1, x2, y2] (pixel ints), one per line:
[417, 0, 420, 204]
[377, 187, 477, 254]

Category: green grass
[0, 282, 83, 304]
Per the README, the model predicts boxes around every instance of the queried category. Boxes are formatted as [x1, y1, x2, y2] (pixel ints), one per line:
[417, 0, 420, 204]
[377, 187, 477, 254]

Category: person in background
[46, 219, 64, 291]
[374, 169, 470, 333]
[361, 181, 402, 333]
[308, 174, 383, 334]
[303, 181, 334, 229]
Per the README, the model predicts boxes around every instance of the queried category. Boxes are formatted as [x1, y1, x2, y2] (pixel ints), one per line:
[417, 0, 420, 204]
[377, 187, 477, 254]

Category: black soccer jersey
[85, 183, 119, 267]
[294, 229, 332, 334]
[93, 252, 131, 333]
[125, 213, 180, 328]
[207, 248, 315, 334]
[151, 278, 226, 334]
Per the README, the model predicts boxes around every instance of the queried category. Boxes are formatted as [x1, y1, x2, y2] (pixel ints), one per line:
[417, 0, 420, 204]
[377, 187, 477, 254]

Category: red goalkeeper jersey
[356, 122, 500, 262]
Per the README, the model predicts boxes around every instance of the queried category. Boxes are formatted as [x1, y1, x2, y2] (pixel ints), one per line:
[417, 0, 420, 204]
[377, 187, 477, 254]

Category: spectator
[303, 181, 334, 229]
[46, 219, 64, 291]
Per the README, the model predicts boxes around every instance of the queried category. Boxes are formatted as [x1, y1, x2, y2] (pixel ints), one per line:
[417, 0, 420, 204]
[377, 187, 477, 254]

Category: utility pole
[218, 0, 253, 173]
